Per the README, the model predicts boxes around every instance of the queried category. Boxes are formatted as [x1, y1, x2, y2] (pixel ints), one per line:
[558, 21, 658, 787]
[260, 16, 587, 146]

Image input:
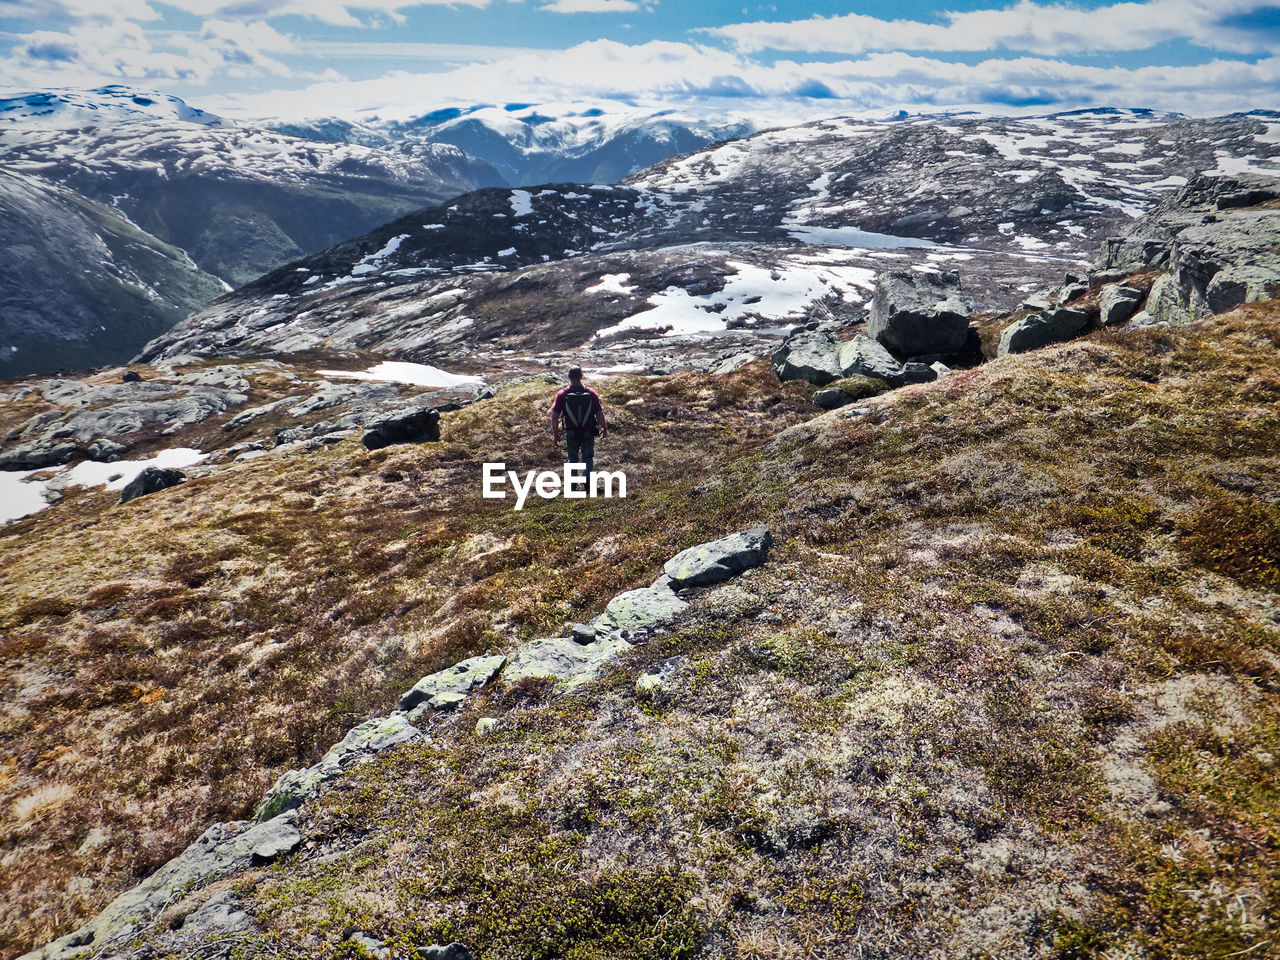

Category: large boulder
[837, 335, 903, 383]
[771, 331, 842, 385]
[119, 467, 186, 504]
[1098, 284, 1144, 326]
[399, 654, 506, 713]
[997, 306, 1091, 356]
[869, 270, 971, 355]
[361, 407, 441, 450]
[664, 525, 773, 589]
[1205, 266, 1275, 313]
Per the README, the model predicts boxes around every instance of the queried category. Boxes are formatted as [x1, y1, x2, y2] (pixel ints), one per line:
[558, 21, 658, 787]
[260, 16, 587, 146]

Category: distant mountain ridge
[263, 99, 760, 186]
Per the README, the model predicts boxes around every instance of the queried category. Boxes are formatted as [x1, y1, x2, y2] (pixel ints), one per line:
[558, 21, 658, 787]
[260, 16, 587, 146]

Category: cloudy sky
[0, 0, 1277, 120]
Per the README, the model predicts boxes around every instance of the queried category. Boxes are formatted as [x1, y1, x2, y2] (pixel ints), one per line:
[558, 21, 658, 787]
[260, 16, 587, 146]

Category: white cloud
[706, 0, 1280, 57]
[201, 38, 1280, 122]
[541, 0, 645, 12]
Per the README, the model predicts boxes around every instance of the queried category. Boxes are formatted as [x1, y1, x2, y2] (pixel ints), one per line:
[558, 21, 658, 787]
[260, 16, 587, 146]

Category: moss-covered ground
[2, 302, 1278, 959]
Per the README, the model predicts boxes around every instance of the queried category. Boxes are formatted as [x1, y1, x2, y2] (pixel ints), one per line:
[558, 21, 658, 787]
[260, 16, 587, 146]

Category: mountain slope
[0, 87, 508, 289]
[0, 169, 227, 378]
[137, 110, 1280, 372]
[2, 298, 1278, 960]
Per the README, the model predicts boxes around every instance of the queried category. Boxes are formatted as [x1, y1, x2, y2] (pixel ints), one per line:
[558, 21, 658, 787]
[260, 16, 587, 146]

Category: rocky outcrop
[255, 714, 420, 821]
[774, 332, 909, 388]
[502, 635, 636, 692]
[868, 270, 971, 355]
[400, 654, 507, 713]
[813, 375, 889, 409]
[118, 467, 186, 504]
[998, 306, 1092, 356]
[664, 525, 773, 588]
[19, 814, 300, 960]
[361, 407, 441, 450]
[1095, 174, 1280, 326]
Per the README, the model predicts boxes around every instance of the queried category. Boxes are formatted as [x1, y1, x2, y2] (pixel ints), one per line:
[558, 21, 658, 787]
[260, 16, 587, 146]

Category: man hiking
[549, 365, 607, 479]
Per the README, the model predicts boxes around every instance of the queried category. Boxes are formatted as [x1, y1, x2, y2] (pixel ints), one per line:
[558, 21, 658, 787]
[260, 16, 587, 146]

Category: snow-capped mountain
[267, 100, 759, 187]
[138, 109, 1280, 372]
[0, 87, 506, 289]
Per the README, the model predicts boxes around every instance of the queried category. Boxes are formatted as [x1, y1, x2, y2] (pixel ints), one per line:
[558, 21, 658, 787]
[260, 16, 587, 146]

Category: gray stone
[664, 525, 773, 589]
[85, 439, 128, 461]
[1205, 266, 1274, 313]
[256, 714, 420, 821]
[868, 270, 970, 355]
[1145, 272, 1208, 326]
[0, 440, 78, 470]
[177, 889, 255, 939]
[119, 467, 185, 504]
[599, 579, 688, 632]
[636, 656, 687, 695]
[900, 361, 938, 385]
[399, 654, 506, 712]
[362, 407, 441, 450]
[713, 352, 758, 375]
[1098, 284, 1144, 326]
[502, 635, 634, 691]
[420, 946, 475, 960]
[475, 717, 499, 736]
[770, 331, 842, 385]
[929, 361, 952, 377]
[1058, 282, 1088, 302]
[997, 306, 1091, 356]
[836, 335, 902, 383]
[812, 388, 856, 410]
[18, 814, 298, 960]
[346, 932, 392, 959]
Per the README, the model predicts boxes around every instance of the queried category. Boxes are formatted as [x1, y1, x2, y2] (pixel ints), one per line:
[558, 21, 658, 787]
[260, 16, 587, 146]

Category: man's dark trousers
[565, 429, 595, 478]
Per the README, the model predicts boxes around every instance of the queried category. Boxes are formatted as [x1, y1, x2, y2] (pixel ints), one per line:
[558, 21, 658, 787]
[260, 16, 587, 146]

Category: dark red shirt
[550, 385, 605, 431]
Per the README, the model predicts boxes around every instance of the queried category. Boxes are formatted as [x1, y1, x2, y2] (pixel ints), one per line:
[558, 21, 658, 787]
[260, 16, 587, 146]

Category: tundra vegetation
[1, 301, 1278, 959]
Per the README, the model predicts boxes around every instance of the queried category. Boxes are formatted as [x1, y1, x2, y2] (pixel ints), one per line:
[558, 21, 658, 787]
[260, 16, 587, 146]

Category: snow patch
[318, 361, 484, 389]
[1, 447, 206, 525]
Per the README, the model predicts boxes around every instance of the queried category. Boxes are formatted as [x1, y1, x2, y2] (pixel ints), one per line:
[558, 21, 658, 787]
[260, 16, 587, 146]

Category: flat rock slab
[502, 636, 634, 691]
[664, 525, 773, 589]
[400, 654, 507, 713]
[20, 814, 299, 960]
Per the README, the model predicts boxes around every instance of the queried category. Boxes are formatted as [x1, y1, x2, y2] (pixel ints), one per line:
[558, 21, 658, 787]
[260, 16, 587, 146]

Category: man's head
[568, 365, 583, 385]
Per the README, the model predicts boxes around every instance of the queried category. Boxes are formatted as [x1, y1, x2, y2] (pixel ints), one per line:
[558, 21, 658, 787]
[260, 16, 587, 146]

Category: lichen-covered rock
[600, 579, 688, 632]
[502, 635, 634, 691]
[119, 467, 186, 504]
[997, 306, 1091, 356]
[1098, 284, 1144, 326]
[868, 270, 970, 355]
[400, 654, 506, 713]
[18, 814, 299, 960]
[664, 525, 773, 589]
[256, 714, 420, 820]
[770, 331, 841, 385]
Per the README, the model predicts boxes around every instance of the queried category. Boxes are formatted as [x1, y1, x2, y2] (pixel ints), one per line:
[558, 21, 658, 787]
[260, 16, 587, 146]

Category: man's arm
[549, 393, 562, 443]
[594, 392, 607, 438]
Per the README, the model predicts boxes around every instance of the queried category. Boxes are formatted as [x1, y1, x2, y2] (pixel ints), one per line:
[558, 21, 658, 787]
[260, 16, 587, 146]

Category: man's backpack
[562, 387, 597, 433]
